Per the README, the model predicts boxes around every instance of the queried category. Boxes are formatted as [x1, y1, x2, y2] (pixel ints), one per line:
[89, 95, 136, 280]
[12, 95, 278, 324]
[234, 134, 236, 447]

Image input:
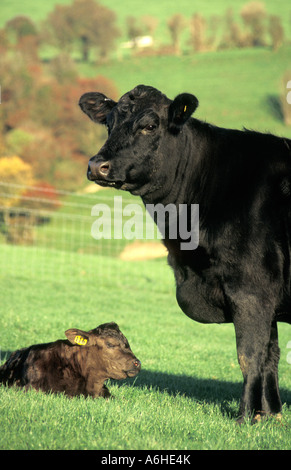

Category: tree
[125, 15, 158, 51]
[5, 16, 38, 41]
[240, 1, 267, 47]
[141, 15, 159, 37]
[44, 0, 120, 62]
[221, 8, 244, 49]
[42, 4, 75, 52]
[0, 157, 49, 245]
[0, 52, 36, 129]
[48, 53, 79, 85]
[5, 16, 39, 61]
[167, 13, 187, 55]
[0, 156, 34, 210]
[269, 15, 284, 51]
[0, 28, 8, 54]
[189, 13, 207, 52]
[126, 16, 145, 46]
[20, 182, 61, 211]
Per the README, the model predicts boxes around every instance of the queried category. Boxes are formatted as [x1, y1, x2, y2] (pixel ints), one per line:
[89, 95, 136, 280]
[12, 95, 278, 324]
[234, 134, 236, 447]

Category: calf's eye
[106, 342, 116, 348]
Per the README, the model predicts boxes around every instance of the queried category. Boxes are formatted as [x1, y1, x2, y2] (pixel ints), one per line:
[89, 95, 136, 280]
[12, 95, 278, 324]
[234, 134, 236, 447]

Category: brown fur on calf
[0, 322, 141, 398]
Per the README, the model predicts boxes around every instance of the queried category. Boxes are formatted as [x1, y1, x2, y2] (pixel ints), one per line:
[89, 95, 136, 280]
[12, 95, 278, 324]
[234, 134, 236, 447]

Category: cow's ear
[65, 328, 90, 346]
[79, 92, 116, 125]
[168, 93, 198, 134]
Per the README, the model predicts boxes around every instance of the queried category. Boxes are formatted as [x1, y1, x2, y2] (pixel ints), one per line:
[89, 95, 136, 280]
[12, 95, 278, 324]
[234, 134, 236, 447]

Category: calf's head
[79, 85, 198, 199]
[65, 322, 141, 380]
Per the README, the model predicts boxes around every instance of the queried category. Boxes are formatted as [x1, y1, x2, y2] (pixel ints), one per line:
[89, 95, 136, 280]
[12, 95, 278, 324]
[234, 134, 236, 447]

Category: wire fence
[0, 182, 167, 285]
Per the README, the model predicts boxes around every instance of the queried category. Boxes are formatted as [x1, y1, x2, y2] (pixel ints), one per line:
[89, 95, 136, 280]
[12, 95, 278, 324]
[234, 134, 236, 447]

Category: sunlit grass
[0, 244, 290, 450]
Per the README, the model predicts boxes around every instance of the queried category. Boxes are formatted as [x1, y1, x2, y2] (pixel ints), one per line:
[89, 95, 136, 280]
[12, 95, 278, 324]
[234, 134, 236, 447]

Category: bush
[240, 1, 267, 47]
[0, 155, 35, 244]
[0, 49, 118, 190]
[269, 15, 284, 51]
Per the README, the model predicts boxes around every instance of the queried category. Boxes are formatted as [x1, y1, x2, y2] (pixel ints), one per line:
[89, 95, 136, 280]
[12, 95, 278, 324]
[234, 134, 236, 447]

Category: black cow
[79, 85, 291, 423]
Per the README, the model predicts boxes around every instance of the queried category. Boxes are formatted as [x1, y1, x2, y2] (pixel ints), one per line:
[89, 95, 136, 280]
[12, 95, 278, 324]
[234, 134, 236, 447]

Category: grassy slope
[1, 0, 291, 138]
[0, 0, 291, 451]
[79, 45, 291, 139]
[0, 244, 290, 450]
[1, 0, 291, 34]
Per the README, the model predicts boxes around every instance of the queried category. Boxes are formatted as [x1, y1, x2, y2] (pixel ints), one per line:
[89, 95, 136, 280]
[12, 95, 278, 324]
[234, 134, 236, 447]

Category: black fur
[79, 85, 291, 423]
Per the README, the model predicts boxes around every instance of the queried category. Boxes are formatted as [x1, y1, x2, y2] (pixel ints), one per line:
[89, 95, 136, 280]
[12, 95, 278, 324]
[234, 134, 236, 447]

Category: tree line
[0, 0, 289, 63]
[0, 0, 290, 197]
[0, 0, 290, 243]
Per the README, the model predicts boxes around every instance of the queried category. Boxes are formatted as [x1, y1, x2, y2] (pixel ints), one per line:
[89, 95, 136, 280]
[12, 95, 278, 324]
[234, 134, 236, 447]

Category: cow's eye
[106, 341, 116, 348]
[146, 124, 157, 132]
[141, 124, 157, 135]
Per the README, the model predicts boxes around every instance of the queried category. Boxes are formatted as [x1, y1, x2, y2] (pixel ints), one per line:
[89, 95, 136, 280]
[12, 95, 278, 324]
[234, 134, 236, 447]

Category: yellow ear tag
[184, 105, 187, 112]
[74, 335, 88, 346]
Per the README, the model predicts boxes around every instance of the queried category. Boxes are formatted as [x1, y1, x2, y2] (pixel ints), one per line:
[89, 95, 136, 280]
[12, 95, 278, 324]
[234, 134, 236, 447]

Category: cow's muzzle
[87, 159, 111, 182]
[126, 358, 141, 377]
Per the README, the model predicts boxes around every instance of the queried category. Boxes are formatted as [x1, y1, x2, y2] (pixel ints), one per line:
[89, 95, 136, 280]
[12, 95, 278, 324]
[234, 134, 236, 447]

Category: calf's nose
[87, 160, 111, 181]
[133, 359, 141, 369]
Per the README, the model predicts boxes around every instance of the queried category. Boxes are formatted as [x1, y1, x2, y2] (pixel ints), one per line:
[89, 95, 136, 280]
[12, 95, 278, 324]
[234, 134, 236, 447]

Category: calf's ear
[65, 328, 90, 346]
[79, 92, 116, 124]
[168, 93, 199, 134]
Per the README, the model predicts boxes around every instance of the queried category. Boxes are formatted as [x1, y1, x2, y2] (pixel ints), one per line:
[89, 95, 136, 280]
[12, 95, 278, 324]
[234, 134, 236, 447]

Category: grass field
[1, 0, 291, 452]
[79, 45, 291, 138]
[0, 244, 290, 450]
[2, 0, 291, 139]
[1, 0, 291, 40]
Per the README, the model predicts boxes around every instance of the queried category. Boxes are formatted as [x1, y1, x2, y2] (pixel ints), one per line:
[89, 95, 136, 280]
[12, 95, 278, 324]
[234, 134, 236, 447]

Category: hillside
[1, 0, 291, 194]
[78, 45, 291, 138]
[1, 0, 291, 36]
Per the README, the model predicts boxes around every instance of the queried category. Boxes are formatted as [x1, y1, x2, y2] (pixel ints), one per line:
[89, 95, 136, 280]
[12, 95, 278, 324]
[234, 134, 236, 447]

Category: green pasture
[1, 0, 291, 41]
[79, 45, 291, 139]
[1, 0, 291, 452]
[1, 0, 291, 140]
[0, 188, 159, 257]
[0, 244, 290, 450]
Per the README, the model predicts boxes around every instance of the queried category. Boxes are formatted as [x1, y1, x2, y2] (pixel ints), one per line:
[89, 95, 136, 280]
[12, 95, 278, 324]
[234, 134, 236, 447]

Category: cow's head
[65, 322, 141, 380]
[79, 85, 198, 199]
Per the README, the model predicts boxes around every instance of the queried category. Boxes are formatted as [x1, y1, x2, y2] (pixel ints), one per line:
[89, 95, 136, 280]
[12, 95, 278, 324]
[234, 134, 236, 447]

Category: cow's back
[0, 347, 32, 386]
[0, 341, 79, 392]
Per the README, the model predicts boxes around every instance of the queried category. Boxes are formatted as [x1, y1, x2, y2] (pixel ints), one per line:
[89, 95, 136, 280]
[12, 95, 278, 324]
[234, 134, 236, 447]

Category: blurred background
[1, 0, 291, 283]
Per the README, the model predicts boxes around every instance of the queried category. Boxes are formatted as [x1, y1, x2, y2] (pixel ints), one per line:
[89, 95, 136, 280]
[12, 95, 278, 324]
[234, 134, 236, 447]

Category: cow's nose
[133, 359, 141, 369]
[87, 160, 111, 180]
[98, 161, 111, 176]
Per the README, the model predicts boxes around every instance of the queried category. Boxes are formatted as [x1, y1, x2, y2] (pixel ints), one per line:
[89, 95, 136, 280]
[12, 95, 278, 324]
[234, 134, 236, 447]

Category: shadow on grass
[1, 350, 290, 419]
[266, 94, 284, 122]
[121, 368, 291, 419]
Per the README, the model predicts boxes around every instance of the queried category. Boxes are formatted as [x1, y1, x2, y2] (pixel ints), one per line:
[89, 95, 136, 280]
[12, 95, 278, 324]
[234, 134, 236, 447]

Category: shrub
[268, 15, 284, 51]
[240, 1, 267, 47]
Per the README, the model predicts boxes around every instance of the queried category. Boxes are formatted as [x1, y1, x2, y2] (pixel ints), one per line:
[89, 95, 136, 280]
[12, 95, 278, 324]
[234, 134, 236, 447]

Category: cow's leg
[85, 378, 110, 398]
[100, 384, 111, 399]
[261, 322, 282, 417]
[231, 297, 282, 423]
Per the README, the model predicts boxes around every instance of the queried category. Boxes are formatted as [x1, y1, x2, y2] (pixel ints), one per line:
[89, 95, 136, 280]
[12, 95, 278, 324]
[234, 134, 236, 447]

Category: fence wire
[0, 182, 167, 286]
